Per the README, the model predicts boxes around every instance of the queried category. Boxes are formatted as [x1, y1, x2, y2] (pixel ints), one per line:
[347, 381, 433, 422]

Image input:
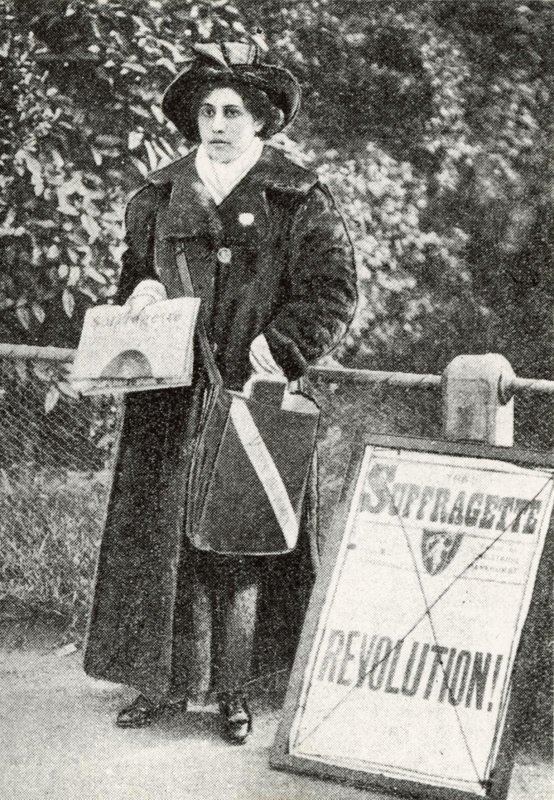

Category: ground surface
[0, 624, 551, 800]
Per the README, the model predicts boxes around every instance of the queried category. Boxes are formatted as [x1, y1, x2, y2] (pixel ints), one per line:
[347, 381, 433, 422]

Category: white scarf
[195, 138, 263, 206]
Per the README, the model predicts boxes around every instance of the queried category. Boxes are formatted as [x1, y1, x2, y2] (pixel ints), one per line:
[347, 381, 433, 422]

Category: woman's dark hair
[187, 79, 284, 142]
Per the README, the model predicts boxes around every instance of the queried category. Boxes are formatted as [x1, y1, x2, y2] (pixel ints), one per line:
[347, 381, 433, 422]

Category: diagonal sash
[229, 396, 299, 550]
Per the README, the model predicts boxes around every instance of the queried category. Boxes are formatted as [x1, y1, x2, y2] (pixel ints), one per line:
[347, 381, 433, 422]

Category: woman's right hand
[125, 293, 158, 320]
[124, 279, 167, 320]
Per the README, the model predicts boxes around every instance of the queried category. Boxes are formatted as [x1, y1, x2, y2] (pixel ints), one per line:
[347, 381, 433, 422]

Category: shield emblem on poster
[421, 529, 464, 575]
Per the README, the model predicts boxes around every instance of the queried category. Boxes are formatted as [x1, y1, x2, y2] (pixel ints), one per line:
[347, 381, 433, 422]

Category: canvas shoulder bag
[154, 235, 319, 555]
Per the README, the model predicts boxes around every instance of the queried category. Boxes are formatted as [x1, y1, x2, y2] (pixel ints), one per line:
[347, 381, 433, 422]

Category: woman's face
[197, 87, 263, 163]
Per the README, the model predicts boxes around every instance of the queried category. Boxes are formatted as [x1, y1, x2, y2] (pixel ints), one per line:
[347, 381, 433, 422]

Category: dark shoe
[116, 694, 187, 728]
[218, 694, 252, 744]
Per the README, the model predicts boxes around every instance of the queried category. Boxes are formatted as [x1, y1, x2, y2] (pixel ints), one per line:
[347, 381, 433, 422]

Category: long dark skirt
[84, 383, 316, 703]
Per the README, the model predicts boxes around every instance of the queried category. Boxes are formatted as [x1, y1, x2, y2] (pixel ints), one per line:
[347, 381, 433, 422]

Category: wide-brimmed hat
[161, 41, 301, 140]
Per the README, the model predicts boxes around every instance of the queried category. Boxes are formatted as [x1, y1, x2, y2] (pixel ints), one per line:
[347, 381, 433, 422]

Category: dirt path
[0, 645, 551, 800]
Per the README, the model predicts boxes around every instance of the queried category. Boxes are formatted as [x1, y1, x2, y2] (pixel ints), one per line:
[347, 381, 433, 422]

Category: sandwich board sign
[271, 435, 554, 800]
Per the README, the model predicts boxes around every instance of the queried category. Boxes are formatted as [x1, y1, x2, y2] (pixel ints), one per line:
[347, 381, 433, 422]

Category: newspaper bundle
[71, 298, 201, 395]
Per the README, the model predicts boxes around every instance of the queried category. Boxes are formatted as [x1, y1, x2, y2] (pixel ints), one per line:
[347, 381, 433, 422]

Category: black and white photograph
[0, 1, 552, 798]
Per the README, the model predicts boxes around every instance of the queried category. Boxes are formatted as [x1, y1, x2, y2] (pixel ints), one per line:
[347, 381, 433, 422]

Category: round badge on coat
[238, 213, 255, 226]
[217, 247, 232, 264]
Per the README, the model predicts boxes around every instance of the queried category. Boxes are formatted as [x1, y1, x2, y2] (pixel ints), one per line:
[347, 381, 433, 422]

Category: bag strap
[175, 249, 223, 389]
[153, 228, 223, 388]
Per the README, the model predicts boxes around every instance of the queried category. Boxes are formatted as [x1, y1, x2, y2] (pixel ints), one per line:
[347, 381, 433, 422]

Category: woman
[84, 41, 357, 743]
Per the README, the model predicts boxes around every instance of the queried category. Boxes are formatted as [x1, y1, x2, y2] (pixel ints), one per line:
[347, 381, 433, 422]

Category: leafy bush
[1, 0, 245, 345]
[262, 0, 553, 373]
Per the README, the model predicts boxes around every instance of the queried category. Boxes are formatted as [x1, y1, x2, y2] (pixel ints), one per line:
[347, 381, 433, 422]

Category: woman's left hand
[249, 334, 284, 376]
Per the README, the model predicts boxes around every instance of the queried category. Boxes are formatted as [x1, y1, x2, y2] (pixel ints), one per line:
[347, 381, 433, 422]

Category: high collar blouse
[194, 138, 264, 206]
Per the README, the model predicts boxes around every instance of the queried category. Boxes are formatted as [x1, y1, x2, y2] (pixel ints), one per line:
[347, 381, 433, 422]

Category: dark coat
[84, 145, 357, 702]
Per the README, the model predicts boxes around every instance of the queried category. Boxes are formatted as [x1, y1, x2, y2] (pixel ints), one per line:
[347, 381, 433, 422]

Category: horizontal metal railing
[0, 343, 552, 399]
[0, 343, 75, 363]
[307, 365, 441, 390]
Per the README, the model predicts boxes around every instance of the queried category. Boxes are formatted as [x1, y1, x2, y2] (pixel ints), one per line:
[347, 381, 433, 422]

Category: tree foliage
[255, 0, 553, 374]
[1, 0, 552, 378]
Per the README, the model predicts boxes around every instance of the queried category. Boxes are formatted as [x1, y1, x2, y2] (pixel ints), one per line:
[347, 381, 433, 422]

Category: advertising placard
[272, 438, 554, 799]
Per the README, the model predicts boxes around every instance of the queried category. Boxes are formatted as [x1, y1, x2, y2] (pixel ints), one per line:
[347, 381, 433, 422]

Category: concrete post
[442, 354, 515, 447]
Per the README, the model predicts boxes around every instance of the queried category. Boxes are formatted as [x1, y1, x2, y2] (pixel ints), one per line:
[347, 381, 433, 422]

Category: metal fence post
[442, 354, 515, 447]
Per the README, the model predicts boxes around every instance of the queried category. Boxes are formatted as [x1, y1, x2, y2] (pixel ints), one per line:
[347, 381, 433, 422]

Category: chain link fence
[0, 347, 446, 637]
[0, 346, 552, 633]
[0, 352, 121, 634]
